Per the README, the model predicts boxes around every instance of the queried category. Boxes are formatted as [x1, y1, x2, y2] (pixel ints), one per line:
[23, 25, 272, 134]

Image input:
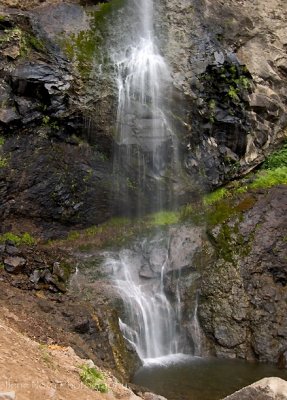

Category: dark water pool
[133, 354, 287, 400]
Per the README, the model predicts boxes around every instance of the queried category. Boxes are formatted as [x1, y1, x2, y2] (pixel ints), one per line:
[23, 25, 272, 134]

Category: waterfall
[104, 244, 183, 360]
[112, 0, 178, 215]
[105, 0, 195, 362]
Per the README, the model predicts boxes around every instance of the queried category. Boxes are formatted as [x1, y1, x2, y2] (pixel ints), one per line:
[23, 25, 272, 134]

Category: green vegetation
[60, 0, 124, 78]
[39, 345, 55, 368]
[179, 142, 287, 227]
[25, 33, 45, 52]
[41, 115, 59, 130]
[0, 25, 45, 58]
[79, 365, 108, 393]
[0, 232, 36, 246]
[0, 136, 7, 168]
[149, 210, 179, 226]
[263, 141, 287, 169]
[0, 156, 7, 168]
[203, 187, 228, 206]
[249, 167, 287, 189]
[50, 210, 181, 251]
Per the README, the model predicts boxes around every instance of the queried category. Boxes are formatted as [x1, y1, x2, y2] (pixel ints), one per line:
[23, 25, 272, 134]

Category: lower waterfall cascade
[104, 243, 193, 361]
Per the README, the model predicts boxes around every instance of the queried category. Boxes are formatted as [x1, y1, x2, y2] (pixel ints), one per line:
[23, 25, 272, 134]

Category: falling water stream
[112, 0, 179, 215]
[106, 0, 188, 363]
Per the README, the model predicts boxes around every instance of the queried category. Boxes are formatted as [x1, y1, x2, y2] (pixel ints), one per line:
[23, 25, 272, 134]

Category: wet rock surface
[198, 185, 287, 364]
[0, 3, 114, 235]
[0, 134, 112, 236]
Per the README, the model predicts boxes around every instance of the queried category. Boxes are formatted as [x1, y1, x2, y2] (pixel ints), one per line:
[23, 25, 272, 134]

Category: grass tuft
[148, 211, 179, 226]
[203, 188, 228, 206]
[79, 365, 108, 392]
[250, 167, 287, 189]
[0, 232, 36, 246]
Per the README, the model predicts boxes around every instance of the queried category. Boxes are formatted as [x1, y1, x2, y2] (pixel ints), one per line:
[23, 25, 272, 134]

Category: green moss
[0, 136, 5, 146]
[60, 0, 125, 78]
[0, 26, 45, 58]
[25, 33, 45, 52]
[149, 211, 179, 226]
[0, 156, 7, 168]
[0, 232, 36, 246]
[206, 201, 237, 226]
[212, 223, 234, 263]
[79, 365, 108, 392]
[203, 187, 228, 206]
[227, 85, 240, 102]
[250, 167, 287, 189]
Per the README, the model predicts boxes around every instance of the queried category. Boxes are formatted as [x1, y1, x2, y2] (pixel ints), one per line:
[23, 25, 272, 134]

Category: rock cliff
[0, 0, 286, 232]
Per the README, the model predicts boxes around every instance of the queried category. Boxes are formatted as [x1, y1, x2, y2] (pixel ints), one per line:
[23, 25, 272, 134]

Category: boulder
[222, 377, 287, 399]
[4, 256, 26, 274]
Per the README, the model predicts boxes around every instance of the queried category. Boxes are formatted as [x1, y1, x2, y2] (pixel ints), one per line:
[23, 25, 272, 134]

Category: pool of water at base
[132, 354, 287, 400]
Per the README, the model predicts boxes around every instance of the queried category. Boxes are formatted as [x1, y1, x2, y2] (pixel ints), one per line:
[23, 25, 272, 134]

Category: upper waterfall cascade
[112, 0, 180, 214]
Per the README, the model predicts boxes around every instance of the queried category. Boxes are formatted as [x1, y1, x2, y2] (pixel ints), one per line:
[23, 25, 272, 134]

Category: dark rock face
[0, 6, 114, 234]
[0, 134, 112, 234]
[199, 185, 287, 365]
[157, 0, 287, 188]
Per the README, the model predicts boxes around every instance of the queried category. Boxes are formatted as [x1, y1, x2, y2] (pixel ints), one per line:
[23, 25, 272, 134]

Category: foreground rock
[222, 377, 287, 399]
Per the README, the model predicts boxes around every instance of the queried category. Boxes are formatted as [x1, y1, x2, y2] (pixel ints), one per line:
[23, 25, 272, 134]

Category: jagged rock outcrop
[0, 2, 115, 235]
[157, 0, 287, 187]
[198, 185, 287, 365]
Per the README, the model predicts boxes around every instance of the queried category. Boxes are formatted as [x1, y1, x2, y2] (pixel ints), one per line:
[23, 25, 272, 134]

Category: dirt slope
[0, 309, 139, 400]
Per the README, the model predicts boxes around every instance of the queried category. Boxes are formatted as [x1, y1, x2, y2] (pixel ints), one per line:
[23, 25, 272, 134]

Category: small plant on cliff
[79, 365, 108, 393]
[0, 156, 7, 168]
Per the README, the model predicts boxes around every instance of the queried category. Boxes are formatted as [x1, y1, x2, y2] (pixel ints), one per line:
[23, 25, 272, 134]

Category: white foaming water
[143, 353, 194, 367]
[105, 248, 182, 360]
